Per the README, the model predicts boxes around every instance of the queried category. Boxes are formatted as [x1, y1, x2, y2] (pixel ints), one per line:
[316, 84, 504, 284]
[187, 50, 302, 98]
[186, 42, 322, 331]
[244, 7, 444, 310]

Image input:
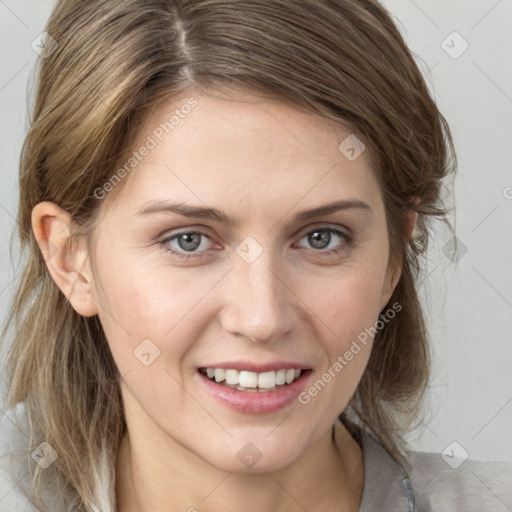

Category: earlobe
[406, 209, 419, 241]
[31, 201, 99, 317]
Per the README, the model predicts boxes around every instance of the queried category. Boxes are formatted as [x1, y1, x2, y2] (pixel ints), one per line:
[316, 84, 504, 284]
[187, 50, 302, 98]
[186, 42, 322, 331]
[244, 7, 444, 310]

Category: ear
[380, 208, 418, 310]
[31, 201, 99, 317]
[405, 208, 419, 241]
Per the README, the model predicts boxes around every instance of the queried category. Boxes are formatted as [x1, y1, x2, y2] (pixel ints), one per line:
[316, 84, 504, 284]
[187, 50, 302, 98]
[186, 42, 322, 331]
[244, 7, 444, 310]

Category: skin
[32, 87, 417, 512]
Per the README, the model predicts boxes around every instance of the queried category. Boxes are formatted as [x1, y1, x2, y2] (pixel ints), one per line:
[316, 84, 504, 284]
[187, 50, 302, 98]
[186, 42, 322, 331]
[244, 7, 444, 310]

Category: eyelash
[159, 226, 353, 261]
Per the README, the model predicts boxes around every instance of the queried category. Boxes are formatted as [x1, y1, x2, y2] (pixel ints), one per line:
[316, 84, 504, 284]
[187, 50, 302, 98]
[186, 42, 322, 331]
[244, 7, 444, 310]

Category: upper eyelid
[162, 224, 351, 250]
[296, 224, 351, 237]
[161, 223, 350, 240]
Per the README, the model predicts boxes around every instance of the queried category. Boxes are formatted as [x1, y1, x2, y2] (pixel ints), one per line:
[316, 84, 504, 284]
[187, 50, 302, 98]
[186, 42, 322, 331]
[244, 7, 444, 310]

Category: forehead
[102, 89, 383, 220]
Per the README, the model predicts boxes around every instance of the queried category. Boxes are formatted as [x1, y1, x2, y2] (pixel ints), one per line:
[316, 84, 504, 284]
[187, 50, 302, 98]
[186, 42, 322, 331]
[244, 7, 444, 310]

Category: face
[72, 88, 401, 472]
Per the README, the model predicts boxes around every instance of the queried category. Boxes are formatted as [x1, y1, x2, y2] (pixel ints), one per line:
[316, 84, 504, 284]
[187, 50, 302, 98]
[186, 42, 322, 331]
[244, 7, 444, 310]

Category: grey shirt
[351, 420, 512, 511]
[1, 403, 511, 511]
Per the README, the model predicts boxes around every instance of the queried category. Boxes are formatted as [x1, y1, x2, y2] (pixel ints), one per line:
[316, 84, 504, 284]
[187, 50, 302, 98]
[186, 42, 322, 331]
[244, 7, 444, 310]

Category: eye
[295, 226, 352, 255]
[159, 225, 352, 261]
[160, 230, 216, 260]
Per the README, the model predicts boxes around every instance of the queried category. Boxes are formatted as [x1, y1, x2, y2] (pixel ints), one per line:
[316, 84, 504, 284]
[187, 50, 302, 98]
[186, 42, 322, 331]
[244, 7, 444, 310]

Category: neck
[115, 418, 364, 512]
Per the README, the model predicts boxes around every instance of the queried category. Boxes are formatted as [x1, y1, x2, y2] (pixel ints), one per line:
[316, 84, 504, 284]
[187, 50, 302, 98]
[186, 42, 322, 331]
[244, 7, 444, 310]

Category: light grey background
[1, 0, 511, 465]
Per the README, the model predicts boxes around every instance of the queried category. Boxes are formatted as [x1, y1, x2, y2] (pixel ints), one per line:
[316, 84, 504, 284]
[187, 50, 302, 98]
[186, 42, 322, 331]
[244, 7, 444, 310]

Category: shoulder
[405, 448, 512, 511]
[352, 422, 512, 512]
[0, 402, 39, 511]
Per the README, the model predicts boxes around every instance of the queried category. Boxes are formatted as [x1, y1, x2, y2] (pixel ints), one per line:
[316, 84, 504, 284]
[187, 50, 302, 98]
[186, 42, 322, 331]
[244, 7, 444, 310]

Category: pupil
[179, 233, 200, 251]
[310, 230, 329, 249]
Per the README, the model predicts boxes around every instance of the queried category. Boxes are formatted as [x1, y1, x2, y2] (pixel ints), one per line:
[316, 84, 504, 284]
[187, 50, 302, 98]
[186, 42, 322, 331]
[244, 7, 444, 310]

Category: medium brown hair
[1, 0, 456, 510]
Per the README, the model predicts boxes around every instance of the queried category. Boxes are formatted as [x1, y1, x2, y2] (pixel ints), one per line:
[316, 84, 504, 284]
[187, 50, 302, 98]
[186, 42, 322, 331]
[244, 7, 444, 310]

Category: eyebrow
[135, 198, 372, 227]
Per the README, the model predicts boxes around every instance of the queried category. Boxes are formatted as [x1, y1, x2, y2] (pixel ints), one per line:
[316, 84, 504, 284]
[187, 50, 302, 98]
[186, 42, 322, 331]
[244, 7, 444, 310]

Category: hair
[1, 0, 456, 510]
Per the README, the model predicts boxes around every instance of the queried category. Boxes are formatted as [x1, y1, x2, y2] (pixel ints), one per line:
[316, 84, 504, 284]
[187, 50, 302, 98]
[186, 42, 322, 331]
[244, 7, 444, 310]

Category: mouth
[198, 367, 311, 392]
[196, 365, 313, 414]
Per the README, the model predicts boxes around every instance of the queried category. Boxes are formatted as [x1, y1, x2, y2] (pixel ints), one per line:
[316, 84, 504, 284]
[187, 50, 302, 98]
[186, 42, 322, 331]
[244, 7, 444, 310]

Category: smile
[199, 367, 303, 391]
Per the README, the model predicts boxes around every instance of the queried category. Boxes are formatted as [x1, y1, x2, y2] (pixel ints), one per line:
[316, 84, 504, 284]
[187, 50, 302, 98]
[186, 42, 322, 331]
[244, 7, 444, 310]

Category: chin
[211, 452, 297, 474]
[198, 438, 303, 474]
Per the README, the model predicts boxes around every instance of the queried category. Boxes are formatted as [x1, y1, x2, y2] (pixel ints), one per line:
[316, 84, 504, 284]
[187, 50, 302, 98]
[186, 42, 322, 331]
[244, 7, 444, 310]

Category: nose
[218, 247, 295, 344]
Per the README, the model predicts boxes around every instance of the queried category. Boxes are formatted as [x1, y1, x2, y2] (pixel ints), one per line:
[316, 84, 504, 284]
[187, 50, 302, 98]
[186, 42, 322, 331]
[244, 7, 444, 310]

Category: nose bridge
[220, 239, 293, 342]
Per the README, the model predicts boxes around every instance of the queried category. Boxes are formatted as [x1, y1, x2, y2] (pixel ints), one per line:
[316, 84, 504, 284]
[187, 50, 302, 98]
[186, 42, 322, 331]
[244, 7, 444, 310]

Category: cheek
[294, 251, 389, 393]
[295, 265, 386, 413]
[95, 256, 216, 368]
[300, 257, 389, 335]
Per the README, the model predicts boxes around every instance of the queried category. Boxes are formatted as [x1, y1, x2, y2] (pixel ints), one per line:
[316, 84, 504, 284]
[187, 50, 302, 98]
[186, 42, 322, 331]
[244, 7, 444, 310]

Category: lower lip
[196, 369, 312, 414]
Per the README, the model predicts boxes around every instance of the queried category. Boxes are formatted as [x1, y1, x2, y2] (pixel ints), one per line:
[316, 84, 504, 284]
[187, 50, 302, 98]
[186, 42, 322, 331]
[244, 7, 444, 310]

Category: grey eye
[175, 232, 202, 251]
[308, 230, 332, 249]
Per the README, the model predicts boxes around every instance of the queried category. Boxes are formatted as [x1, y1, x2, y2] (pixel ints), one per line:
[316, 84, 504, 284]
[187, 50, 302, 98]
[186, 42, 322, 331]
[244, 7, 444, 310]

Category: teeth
[225, 369, 239, 385]
[214, 368, 225, 383]
[202, 367, 304, 389]
[239, 370, 258, 388]
[275, 369, 286, 385]
[258, 371, 276, 389]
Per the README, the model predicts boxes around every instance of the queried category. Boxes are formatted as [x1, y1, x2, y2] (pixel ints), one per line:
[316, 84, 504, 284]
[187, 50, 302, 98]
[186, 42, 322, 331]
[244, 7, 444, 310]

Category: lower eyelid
[161, 232, 215, 255]
[297, 227, 351, 246]
[161, 227, 351, 258]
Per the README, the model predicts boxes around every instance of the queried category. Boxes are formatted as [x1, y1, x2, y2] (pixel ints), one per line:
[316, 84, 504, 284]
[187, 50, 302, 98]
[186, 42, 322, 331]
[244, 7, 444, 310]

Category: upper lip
[198, 360, 312, 373]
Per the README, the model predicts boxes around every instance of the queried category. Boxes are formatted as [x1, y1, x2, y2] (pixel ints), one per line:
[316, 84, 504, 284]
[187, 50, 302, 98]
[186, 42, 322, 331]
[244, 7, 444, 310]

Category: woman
[1, 0, 511, 511]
